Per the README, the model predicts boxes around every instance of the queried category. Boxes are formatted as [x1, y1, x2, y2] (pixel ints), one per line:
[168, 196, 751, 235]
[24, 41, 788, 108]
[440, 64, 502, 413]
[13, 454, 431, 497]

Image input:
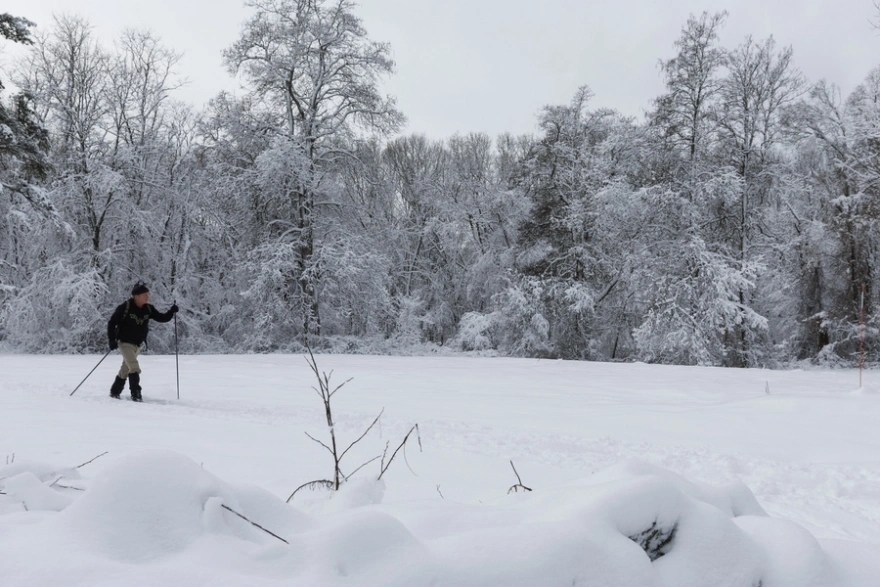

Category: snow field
[1, 354, 879, 586]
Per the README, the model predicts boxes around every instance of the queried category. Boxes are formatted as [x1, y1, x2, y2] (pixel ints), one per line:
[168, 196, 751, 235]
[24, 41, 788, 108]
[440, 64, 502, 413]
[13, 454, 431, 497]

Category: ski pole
[70, 349, 113, 396]
[174, 300, 180, 400]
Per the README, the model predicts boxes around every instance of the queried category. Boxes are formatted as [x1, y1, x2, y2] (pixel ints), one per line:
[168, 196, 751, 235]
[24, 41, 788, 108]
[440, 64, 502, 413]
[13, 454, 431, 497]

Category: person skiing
[107, 281, 178, 401]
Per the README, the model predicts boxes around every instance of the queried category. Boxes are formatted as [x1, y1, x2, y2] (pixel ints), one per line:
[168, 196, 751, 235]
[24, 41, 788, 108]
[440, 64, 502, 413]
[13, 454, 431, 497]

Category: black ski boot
[129, 372, 143, 402]
[110, 376, 125, 399]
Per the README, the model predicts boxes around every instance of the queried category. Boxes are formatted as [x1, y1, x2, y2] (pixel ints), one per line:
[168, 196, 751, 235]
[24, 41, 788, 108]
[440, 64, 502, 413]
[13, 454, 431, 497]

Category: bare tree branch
[304, 431, 335, 456]
[54, 483, 85, 491]
[343, 455, 381, 481]
[221, 504, 289, 544]
[286, 479, 334, 502]
[328, 377, 351, 398]
[378, 424, 421, 480]
[76, 451, 108, 469]
[507, 460, 533, 494]
[339, 409, 384, 462]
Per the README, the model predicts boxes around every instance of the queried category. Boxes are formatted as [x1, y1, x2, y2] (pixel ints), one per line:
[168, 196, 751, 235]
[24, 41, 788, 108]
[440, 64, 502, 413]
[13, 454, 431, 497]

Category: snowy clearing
[1, 353, 879, 586]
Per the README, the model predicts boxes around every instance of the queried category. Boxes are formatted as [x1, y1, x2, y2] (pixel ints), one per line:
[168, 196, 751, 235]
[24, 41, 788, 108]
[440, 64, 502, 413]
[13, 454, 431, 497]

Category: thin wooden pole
[859, 284, 865, 388]
[174, 300, 180, 400]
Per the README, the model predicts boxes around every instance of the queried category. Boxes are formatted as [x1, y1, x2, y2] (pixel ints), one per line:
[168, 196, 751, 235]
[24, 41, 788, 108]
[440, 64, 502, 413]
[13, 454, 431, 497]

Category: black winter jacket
[108, 299, 174, 347]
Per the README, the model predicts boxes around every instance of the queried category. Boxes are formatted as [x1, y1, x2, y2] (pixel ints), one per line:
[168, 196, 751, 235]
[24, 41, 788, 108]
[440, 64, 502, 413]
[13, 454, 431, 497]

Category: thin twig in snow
[221, 504, 289, 544]
[328, 378, 351, 398]
[339, 409, 384, 462]
[343, 455, 381, 481]
[286, 479, 334, 503]
[54, 484, 85, 491]
[379, 424, 421, 480]
[76, 451, 108, 469]
[507, 460, 533, 494]
[304, 431, 335, 456]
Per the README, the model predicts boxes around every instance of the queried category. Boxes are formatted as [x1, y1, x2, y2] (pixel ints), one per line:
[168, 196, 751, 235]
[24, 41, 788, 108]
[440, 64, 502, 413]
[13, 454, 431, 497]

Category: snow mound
[391, 460, 856, 587]
[0, 459, 83, 514]
[61, 450, 309, 562]
[1, 451, 875, 586]
[308, 509, 432, 583]
[4, 471, 73, 512]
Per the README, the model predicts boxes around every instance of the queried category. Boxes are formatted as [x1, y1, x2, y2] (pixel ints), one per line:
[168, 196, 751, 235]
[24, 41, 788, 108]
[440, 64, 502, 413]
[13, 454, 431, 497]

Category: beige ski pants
[116, 342, 142, 378]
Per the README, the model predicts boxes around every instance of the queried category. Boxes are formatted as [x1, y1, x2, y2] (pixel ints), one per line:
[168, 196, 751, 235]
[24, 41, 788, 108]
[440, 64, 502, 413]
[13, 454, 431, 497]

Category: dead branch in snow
[287, 479, 335, 502]
[221, 504, 289, 544]
[344, 455, 382, 481]
[507, 460, 532, 494]
[76, 452, 108, 469]
[55, 484, 85, 491]
[379, 424, 422, 480]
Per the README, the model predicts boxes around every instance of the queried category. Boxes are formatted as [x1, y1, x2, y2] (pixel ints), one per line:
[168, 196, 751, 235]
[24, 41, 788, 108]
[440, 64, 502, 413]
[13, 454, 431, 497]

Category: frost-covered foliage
[1, 8, 879, 366]
[317, 242, 394, 337]
[633, 238, 768, 366]
[2, 261, 108, 352]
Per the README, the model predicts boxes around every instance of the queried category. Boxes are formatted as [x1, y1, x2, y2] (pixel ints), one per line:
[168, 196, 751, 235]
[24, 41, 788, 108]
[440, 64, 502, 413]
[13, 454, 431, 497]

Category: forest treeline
[0, 3, 877, 366]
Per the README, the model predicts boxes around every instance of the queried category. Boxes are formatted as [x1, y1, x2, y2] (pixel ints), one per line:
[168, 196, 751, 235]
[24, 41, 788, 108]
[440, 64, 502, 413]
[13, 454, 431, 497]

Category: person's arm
[148, 303, 178, 323]
[107, 303, 124, 348]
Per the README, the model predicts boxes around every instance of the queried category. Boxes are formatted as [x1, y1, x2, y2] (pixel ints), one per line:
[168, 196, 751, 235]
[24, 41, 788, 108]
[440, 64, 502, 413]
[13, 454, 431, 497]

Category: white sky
[2, 0, 878, 138]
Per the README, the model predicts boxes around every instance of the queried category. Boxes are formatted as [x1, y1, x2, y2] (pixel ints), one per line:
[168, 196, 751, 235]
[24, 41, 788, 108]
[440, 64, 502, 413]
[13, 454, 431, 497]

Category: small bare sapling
[287, 346, 421, 502]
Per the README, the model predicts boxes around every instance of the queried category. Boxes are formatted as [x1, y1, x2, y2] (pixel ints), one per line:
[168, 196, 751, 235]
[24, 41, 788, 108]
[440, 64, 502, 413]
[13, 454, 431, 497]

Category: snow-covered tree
[505, 87, 647, 358]
[223, 0, 402, 338]
[3, 15, 195, 352]
[0, 12, 57, 344]
[653, 11, 727, 166]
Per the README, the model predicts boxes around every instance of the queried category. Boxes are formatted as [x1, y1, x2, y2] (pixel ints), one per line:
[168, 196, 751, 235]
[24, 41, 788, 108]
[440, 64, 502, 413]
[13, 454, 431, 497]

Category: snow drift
[1, 450, 872, 587]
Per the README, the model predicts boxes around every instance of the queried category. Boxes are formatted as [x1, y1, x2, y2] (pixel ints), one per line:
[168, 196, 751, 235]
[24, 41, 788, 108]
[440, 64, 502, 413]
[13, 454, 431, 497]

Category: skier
[107, 281, 178, 401]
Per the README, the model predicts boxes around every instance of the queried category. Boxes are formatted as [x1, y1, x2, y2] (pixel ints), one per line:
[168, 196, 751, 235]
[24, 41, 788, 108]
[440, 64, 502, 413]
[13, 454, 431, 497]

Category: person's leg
[111, 346, 131, 398]
[118, 343, 143, 401]
[117, 355, 131, 379]
[109, 375, 125, 398]
[129, 372, 141, 401]
[118, 343, 141, 376]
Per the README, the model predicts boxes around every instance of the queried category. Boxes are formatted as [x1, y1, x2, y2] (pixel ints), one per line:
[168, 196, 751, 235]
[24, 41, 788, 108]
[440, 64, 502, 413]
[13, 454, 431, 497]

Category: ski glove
[170, 304, 179, 314]
[109, 339, 118, 351]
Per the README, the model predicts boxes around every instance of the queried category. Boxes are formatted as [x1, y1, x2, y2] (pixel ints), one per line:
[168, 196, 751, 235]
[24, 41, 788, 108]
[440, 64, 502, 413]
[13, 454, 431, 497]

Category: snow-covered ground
[1, 353, 879, 586]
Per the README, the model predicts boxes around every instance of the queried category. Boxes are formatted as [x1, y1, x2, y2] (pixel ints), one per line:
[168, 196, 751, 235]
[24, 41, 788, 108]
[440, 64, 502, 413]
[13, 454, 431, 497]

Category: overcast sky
[2, 0, 878, 138]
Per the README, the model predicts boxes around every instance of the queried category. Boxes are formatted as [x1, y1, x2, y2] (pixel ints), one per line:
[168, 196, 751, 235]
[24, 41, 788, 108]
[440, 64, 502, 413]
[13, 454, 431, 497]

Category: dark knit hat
[131, 281, 149, 296]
